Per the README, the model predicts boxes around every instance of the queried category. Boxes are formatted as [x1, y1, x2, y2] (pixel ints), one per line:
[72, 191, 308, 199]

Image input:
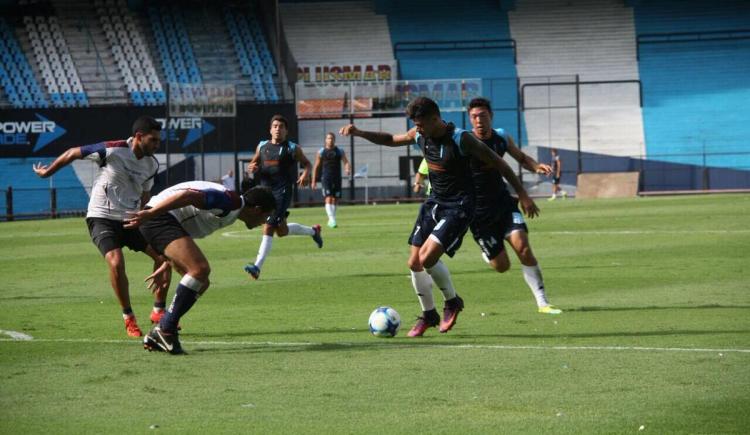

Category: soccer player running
[311, 132, 351, 228]
[32, 116, 171, 337]
[243, 115, 323, 280]
[467, 98, 561, 314]
[340, 97, 539, 337]
[124, 182, 276, 354]
[549, 148, 567, 200]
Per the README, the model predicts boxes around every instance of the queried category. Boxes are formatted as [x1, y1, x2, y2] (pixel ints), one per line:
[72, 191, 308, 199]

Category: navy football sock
[159, 284, 198, 333]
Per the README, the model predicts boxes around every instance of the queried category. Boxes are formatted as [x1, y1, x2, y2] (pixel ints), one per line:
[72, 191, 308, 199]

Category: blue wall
[634, 0, 750, 172]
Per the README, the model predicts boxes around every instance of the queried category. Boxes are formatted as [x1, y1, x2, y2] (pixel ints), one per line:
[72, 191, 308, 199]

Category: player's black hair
[467, 97, 493, 114]
[326, 132, 335, 139]
[242, 186, 276, 212]
[270, 114, 289, 129]
[132, 116, 161, 135]
[405, 97, 440, 120]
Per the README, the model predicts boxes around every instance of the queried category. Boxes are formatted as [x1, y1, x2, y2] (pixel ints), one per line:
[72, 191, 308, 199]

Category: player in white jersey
[32, 116, 171, 337]
[124, 182, 276, 354]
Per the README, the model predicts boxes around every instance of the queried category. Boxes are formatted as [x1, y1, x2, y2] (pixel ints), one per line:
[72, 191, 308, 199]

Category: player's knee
[105, 250, 125, 271]
[492, 260, 511, 273]
[190, 262, 211, 282]
[276, 228, 289, 237]
[407, 256, 423, 272]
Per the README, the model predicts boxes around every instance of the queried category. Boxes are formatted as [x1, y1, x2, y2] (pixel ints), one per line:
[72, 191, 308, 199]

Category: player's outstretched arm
[462, 133, 540, 218]
[339, 124, 416, 147]
[32, 147, 83, 178]
[506, 135, 552, 175]
[124, 189, 206, 228]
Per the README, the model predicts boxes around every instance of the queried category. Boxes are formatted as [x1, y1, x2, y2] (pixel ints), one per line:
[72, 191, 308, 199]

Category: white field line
[1, 335, 748, 354]
[219, 229, 750, 238]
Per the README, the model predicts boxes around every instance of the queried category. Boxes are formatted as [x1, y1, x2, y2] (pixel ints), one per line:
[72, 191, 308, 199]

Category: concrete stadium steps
[280, 0, 394, 65]
[50, 0, 127, 105]
[509, 0, 645, 158]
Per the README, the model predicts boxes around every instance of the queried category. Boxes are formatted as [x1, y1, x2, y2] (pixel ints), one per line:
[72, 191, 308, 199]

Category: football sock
[425, 260, 457, 301]
[330, 204, 337, 220]
[522, 264, 550, 307]
[410, 270, 435, 311]
[325, 204, 334, 221]
[287, 223, 314, 236]
[160, 275, 202, 333]
[153, 301, 166, 311]
[122, 307, 133, 317]
[254, 235, 273, 269]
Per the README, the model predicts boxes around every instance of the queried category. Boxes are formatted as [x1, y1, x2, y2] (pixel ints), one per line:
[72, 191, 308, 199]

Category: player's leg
[87, 218, 142, 337]
[472, 218, 511, 273]
[506, 230, 561, 314]
[405, 206, 440, 337]
[141, 243, 169, 325]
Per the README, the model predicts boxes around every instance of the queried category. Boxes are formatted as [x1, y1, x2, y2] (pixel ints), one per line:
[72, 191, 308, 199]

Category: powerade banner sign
[297, 61, 397, 83]
[0, 103, 295, 158]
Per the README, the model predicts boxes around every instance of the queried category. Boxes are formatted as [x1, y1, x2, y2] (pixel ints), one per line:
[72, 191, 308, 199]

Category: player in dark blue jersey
[244, 115, 323, 280]
[467, 98, 561, 314]
[311, 132, 351, 228]
[341, 97, 538, 336]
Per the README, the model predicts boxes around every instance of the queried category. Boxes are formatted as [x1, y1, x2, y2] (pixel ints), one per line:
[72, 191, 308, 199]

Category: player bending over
[125, 182, 275, 354]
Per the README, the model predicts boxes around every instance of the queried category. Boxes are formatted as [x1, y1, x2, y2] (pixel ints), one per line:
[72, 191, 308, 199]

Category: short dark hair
[326, 132, 335, 139]
[242, 186, 276, 212]
[132, 116, 161, 136]
[468, 97, 493, 114]
[270, 114, 288, 129]
[405, 97, 440, 120]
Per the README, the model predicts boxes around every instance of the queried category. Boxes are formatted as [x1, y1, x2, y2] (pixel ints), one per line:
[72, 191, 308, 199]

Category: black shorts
[408, 197, 474, 258]
[321, 177, 342, 199]
[86, 217, 148, 256]
[470, 198, 529, 260]
[553, 176, 561, 185]
[139, 212, 190, 255]
[267, 185, 293, 226]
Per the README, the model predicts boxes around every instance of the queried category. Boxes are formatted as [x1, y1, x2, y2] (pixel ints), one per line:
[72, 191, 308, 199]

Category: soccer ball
[368, 306, 401, 338]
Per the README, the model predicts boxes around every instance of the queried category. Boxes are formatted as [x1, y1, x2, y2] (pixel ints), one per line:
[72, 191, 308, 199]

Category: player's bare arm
[295, 147, 312, 187]
[311, 152, 322, 188]
[124, 189, 206, 228]
[506, 135, 552, 175]
[32, 147, 83, 178]
[462, 133, 540, 218]
[341, 151, 351, 175]
[247, 145, 261, 174]
[339, 124, 417, 147]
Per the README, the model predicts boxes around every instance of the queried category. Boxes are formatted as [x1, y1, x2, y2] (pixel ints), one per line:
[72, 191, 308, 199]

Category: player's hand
[123, 209, 152, 229]
[518, 193, 540, 219]
[535, 163, 553, 176]
[311, 180, 317, 189]
[32, 162, 51, 178]
[247, 162, 259, 173]
[413, 182, 423, 193]
[339, 124, 359, 137]
[145, 261, 172, 294]
[297, 171, 310, 187]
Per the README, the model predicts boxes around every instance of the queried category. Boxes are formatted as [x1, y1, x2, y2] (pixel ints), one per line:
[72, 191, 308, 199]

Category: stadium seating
[148, 3, 202, 89]
[23, 14, 88, 108]
[224, 5, 278, 102]
[633, 0, 750, 173]
[96, 0, 163, 106]
[0, 17, 49, 108]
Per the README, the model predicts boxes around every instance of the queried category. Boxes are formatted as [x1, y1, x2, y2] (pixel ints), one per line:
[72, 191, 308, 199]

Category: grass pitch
[1, 194, 749, 434]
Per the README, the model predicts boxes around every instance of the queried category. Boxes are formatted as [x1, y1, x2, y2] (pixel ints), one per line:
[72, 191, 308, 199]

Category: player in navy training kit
[244, 115, 323, 280]
[125, 182, 276, 354]
[467, 98, 561, 314]
[32, 116, 171, 337]
[312, 132, 351, 228]
[340, 97, 539, 337]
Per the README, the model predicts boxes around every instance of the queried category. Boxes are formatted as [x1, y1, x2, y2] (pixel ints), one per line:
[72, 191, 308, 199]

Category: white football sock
[410, 270, 435, 311]
[254, 235, 273, 269]
[325, 204, 334, 220]
[425, 260, 457, 301]
[287, 223, 314, 236]
[522, 264, 550, 307]
[330, 204, 337, 220]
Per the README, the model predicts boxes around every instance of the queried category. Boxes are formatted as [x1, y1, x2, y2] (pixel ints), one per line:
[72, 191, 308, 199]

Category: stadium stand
[23, 14, 88, 107]
[0, 17, 49, 108]
[96, 0, 164, 106]
[147, 3, 202, 87]
[508, 0, 645, 161]
[633, 0, 750, 174]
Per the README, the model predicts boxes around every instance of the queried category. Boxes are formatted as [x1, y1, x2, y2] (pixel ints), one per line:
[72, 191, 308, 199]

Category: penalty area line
[1, 337, 749, 354]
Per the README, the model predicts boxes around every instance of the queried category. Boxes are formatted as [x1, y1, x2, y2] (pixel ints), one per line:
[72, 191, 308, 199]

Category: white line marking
[1, 337, 748, 353]
[0, 231, 81, 239]
[539, 230, 750, 235]
[0, 330, 34, 340]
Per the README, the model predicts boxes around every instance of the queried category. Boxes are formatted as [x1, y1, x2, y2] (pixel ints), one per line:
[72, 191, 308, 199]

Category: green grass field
[1, 194, 749, 434]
